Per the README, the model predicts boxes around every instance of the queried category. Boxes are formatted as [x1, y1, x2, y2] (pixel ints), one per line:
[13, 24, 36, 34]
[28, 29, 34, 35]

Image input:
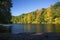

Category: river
[1, 24, 60, 34]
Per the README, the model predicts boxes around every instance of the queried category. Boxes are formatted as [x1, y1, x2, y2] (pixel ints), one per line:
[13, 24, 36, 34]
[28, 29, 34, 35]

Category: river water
[2, 24, 60, 34]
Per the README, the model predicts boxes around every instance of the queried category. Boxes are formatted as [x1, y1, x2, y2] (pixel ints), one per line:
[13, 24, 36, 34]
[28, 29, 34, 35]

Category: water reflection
[28, 24, 31, 32]
[24, 24, 28, 32]
[41, 24, 47, 32]
[55, 24, 60, 32]
[46, 24, 52, 32]
[23, 24, 60, 33]
[36, 24, 41, 33]
[0, 25, 12, 33]
[1, 24, 60, 34]
[51, 24, 56, 32]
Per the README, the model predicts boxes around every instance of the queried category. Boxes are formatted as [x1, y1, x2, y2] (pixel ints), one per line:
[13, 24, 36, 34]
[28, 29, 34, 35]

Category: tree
[51, 2, 60, 9]
[0, 0, 12, 24]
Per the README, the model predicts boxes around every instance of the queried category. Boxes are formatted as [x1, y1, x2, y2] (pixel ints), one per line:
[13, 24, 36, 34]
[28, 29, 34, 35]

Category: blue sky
[11, 0, 59, 16]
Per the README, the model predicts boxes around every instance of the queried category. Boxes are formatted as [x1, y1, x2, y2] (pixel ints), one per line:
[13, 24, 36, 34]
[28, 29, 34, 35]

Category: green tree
[0, 0, 12, 24]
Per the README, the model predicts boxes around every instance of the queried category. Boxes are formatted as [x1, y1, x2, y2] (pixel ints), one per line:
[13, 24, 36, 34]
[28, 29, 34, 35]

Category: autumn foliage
[11, 2, 60, 24]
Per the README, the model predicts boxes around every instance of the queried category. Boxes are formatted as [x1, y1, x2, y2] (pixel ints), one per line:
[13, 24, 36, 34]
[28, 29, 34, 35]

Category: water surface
[2, 24, 60, 34]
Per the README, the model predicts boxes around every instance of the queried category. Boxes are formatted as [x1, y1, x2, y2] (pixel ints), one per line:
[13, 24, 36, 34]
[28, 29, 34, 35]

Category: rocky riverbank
[0, 32, 60, 40]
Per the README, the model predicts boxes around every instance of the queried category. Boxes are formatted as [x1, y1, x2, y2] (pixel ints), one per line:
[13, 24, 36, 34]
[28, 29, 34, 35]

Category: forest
[11, 2, 60, 24]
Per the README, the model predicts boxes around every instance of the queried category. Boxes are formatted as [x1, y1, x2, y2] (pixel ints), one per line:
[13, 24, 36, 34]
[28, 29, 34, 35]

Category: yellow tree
[35, 10, 43, 24]
[27, 13, 32, 24]
[44, 7, 52, 23]
[23, 15, 27, 24]
[54, 17, 60, 24]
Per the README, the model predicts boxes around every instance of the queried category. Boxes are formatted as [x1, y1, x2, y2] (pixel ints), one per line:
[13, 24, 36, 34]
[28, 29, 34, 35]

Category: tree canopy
[0, 0, 12, 24]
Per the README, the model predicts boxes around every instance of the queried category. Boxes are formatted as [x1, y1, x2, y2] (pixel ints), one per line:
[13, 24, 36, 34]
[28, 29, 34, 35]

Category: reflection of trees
[24, 24, 28, 32]
[46, 24, 53, 32]
[51, 24, 56, 32]
[46, 24, 56, 32]
[28, 24, 31, 32]
[24, 24, 59, 33]
[36, 24, 41, 33]
[41, 24, 47, 32]
[0, 25, 12, 33]
[55, 24, 60, 32]
[28, 24, 37, 33]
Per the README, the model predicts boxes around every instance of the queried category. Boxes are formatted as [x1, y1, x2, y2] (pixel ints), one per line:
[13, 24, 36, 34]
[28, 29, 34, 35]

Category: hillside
[11, 2, 60, 24]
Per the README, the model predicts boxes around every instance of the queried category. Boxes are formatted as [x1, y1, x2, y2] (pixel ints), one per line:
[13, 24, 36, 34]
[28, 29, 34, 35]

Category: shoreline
[0, 32, 60, 40]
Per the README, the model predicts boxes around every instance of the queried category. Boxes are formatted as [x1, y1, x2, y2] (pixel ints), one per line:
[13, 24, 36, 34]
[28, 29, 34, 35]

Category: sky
[11, 0, 59, 16]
